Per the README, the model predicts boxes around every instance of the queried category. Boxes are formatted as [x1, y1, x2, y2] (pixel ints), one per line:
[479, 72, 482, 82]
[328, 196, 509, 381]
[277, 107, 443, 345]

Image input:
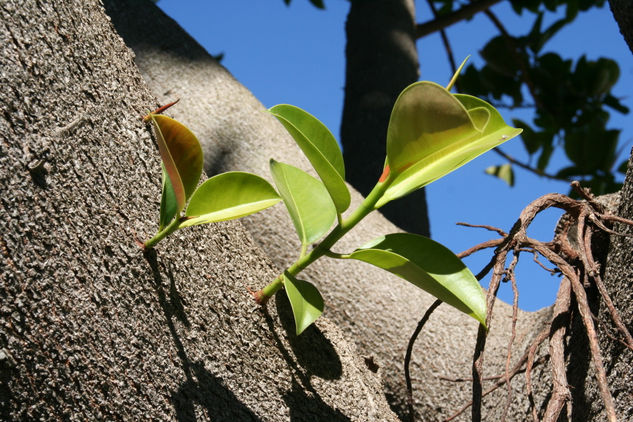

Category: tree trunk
[106, 1, 556, 420]
[609, 0, 633, 54]
[341, 0, 430, 236]
[0, 1, 398, 420]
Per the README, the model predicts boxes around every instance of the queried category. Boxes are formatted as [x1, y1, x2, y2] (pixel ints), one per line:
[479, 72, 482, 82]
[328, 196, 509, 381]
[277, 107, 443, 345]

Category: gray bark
[0, 1, 399, 420]
[105, 1, 556, 420]
[341, 0, 430, 236]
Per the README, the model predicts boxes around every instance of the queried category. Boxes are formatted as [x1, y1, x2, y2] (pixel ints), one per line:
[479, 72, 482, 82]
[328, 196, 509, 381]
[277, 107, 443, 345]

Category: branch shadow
[144, 249, 259, 421]
[257, 293, 348, 421]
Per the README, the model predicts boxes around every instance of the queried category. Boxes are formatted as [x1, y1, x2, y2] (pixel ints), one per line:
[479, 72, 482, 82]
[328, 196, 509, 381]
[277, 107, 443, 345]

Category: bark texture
[596, 152, 633, 420]
[609, 0, 633, 54]
[105, 1, 556, 420]
[341, 0, 430, 236]
[0, 1, 399, 420]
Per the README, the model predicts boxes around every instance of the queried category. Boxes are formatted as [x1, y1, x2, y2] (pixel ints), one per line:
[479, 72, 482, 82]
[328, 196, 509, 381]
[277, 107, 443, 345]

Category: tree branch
[416, 0, 503, 39]
[493, 147, 569, 182]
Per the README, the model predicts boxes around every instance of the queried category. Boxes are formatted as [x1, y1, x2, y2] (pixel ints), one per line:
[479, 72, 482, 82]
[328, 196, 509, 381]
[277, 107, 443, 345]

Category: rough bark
[341, 0, 430, 236]
[0, 1, 399, 420]
[105, 1, 556, 420]
[609, 0, 633, 54]
[595, 151, 633, 420]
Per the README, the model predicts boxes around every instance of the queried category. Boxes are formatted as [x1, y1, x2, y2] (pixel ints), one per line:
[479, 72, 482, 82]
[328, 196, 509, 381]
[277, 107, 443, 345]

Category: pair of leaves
[376, 81, 522, 207]
[147, 114, 281, 231]
[269, 105, 350, 216]
[148, 114, 203, 230]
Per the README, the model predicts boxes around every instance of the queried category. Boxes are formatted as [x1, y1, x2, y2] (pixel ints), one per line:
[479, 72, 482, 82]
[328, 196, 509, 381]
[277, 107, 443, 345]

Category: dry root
[405, 181, 633, 422]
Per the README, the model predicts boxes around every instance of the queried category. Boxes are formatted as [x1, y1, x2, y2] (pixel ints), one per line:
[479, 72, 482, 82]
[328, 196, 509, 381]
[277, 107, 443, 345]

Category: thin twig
[526, 325, 552, 422]
[501, 252, 520, 422]
[493, 147, 569, 181]
[416, 0, 503, 39]
[458, 238, 504, 259]
[532, 250, 558, 274]
[425, 0, 458, 79]
[457, 222, 507, 237]
[405, 299, 442, 422]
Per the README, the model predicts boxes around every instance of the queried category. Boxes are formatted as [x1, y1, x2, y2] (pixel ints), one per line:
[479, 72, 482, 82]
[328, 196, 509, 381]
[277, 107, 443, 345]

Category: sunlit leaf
[149, 114, 203, 218]
[181, 172, 280, 227]
[485, 163, 515, 186]
[270, 160, 336, 247]
[269, 104, 350, 214]
[376, 82, 521, 208]
[348, 233, 486, 326]
[284, 273, 324, 335]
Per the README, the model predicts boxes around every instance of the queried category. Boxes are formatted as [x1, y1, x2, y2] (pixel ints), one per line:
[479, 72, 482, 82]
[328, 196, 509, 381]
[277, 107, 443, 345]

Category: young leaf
[485, 163, 515, 186]
[181, 172, 281, 227]
[348, 233, 486, 327]
[148, 114, 204, 216]
[270, 160, 336, 247]
[376, 83, 521, 208]
[283, 273, 324, 335]
[269, 104, 350, 214]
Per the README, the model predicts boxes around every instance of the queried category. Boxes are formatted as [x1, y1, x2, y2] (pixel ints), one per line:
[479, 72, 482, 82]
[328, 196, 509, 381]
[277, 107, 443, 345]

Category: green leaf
[617, 160, 629, 174]
[284, 273, 324, 335]
[604, 94, 630, 114]
[181, 172, 281, 227]
[159, 165, 178, 230]
[269, 104, 350, 214]
[270, 160, 336, 247]
[377, 82, 521, 208]
[149, 114, 203, 217]
[485, 163, 515, 186]
[348, 233, 486, 326]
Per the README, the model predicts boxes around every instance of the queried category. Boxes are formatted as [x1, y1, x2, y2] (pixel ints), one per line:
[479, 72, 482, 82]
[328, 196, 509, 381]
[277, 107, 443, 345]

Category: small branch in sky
[416, 0, 503, 39]
[425, 0, 458, 80]
[493, 147, 568, 182]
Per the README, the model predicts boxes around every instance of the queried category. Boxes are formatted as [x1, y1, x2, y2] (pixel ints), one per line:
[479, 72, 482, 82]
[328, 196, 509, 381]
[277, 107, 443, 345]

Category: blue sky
[157, 0, 633, 311]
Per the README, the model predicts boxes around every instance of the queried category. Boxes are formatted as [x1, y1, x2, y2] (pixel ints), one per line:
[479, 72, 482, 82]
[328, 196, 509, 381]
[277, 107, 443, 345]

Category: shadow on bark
[257, 294, 347, 421]
[144, 249, 259, 421]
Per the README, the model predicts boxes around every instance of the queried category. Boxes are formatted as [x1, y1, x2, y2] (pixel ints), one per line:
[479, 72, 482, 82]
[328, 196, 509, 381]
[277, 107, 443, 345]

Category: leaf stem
[322, 250, 351, 259]
[143, 216, 184, 249]
[256, 173, 394, 301]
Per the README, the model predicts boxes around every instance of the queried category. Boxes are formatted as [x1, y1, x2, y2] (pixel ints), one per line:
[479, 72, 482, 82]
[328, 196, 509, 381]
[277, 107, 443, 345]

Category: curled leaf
[270, 104, 350, 214]
[376, 82, 521, 208]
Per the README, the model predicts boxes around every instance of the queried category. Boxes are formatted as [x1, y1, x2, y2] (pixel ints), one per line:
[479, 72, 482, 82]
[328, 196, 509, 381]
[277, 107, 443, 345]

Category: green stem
[257, 174, 393, 301]
[144, 216, 184, 249]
